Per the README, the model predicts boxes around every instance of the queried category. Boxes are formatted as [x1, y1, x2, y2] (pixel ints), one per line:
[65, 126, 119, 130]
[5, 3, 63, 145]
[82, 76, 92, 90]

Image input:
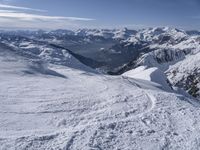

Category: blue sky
[0, 0, 199, 30]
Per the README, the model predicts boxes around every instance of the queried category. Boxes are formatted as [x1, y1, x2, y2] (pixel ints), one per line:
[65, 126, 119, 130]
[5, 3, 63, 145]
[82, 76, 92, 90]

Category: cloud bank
[0, 3, 95, 30]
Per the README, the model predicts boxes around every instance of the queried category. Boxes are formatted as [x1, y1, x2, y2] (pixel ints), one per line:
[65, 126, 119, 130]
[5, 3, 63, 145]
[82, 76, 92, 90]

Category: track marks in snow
[122, 76, 157, 113]
[145, 92, 156, 113]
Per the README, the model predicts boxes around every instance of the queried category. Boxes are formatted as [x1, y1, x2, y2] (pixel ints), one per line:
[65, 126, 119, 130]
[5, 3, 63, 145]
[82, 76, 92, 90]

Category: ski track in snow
[122, 76, 156, 116]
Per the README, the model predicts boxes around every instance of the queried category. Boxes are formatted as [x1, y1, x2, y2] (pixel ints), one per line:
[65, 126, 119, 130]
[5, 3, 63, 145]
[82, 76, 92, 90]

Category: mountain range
[1, 27, 199, 99]
[0, 27, 200, 149]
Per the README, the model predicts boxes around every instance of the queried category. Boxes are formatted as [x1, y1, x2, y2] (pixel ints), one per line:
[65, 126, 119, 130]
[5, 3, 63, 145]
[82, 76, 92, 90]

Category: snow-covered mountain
[1, 35, 200, 149]
[1, 27, 200, 149]
[111, 27, 200, 100]
[0, 27, 199, 100]
[0, 33, 105, 71]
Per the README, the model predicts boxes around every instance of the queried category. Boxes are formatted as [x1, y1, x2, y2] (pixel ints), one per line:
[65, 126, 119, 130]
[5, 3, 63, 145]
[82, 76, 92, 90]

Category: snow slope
[1, 47, 200, 150]
[122, 66, 172, 92]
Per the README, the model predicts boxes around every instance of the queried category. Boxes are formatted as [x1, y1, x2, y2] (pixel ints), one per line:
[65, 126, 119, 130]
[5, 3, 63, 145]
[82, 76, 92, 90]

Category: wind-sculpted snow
[123, 66, 172, 92]
[1, 48, 200, 150]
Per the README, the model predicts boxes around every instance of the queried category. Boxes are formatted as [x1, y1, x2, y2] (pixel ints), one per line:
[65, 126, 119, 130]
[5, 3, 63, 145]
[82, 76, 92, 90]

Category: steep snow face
[1, 49, 200, 150]
[166, 52, 200, 99]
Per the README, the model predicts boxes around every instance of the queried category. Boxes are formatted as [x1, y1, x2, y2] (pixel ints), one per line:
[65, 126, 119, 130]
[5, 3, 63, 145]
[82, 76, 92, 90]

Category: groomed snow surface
[1, 49, 200, 150]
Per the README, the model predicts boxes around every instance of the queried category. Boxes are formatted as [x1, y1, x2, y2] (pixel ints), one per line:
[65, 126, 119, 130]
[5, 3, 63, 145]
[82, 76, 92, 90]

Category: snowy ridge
[123, 66, 172, 92]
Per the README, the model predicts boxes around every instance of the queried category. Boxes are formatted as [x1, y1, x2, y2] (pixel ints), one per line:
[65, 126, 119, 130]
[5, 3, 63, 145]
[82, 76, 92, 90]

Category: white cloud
[0, 12, 95, 21]
[0, 3, 95, 30]
[0, 4, 47, 12]
[0, 9, 15, 12]
[0, 17, 80, 30]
